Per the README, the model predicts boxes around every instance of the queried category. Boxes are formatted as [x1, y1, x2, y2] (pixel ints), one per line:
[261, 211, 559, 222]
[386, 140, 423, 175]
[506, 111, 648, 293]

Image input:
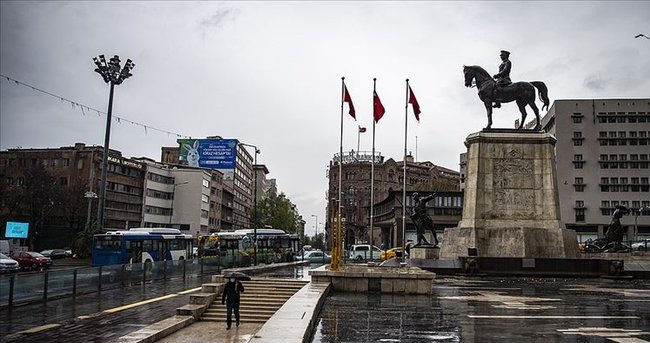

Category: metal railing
[0, 251, 292, 309]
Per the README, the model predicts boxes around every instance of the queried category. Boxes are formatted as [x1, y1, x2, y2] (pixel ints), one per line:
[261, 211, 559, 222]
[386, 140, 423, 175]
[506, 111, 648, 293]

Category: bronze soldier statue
[410, 192, 438, 246]
[492, 50, 512, 108]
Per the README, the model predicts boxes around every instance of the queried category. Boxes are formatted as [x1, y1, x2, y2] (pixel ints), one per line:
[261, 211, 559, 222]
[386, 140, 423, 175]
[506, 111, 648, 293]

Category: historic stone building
[373, 190, 463, 248]
[535, 99, 650, 242]
[326, 150, 460, 248]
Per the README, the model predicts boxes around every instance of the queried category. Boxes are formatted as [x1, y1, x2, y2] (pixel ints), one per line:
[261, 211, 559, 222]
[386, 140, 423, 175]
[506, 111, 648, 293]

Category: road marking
[14, 286, 202, 335]
[15, 323, 61, 334]
[558, 327, 650, 342]
[469, 315, 640, 319]
[178, 287, 202, 295]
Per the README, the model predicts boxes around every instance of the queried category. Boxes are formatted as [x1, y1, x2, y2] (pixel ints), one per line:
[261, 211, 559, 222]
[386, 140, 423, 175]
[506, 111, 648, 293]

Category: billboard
[5, 222, 29, 238]
[178, 139, 238, 179]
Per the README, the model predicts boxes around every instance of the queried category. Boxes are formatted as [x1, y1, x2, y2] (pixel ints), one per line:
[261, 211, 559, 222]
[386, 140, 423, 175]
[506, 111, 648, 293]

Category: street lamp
[239, 142, 260, 265]
[169, 181, 189, 226]
[311, 214, 318, 249]
[93, 54, 135, 229]
[634, 206, 649, 241]
[84, 191, 98, 232]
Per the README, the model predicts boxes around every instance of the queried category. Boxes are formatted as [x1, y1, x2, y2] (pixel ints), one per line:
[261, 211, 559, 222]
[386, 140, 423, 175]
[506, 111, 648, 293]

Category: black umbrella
[224, 271, 251, 281]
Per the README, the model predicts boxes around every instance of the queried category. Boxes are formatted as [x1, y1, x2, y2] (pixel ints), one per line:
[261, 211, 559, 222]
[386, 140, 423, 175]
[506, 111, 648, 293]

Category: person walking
[221, 276, 245, 329]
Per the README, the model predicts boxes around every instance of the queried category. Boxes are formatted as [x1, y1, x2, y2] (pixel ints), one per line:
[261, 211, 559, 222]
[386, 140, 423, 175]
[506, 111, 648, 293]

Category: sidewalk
[156, 321, 262, 343]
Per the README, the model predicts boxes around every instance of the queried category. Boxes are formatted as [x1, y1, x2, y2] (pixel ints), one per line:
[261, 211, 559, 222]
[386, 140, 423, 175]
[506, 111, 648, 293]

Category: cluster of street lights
[93, 54, 135, 228]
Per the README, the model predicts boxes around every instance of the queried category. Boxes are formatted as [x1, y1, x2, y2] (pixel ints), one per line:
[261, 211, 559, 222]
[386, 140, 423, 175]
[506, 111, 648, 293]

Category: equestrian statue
[463, 50, 549, 131]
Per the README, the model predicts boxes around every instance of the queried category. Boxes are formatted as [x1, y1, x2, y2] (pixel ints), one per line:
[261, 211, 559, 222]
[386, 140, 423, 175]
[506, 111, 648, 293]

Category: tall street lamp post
[93, 54, 135, 229]
[634, 206, 649, 241]
[311, 214, 318, 248]
[239, 143, 260, 265]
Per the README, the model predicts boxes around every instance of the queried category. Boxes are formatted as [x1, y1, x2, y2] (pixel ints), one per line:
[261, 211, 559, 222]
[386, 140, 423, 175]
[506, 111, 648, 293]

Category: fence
[0, 251, 291, 309]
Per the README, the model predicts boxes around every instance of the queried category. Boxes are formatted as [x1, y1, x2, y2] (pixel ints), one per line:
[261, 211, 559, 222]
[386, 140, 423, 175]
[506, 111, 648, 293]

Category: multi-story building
[137, 158, 221, 237]
[537, 99, 650, 241]
[0, 143, 144, 249]
[372, 190, 463, 248]
[253, 164, 270, 199]
[326, 150, 460, 247]
[160, 137, 254, 231]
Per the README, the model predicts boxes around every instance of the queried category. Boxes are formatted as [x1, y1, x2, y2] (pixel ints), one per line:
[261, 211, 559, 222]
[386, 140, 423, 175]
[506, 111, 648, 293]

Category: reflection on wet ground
[256, 263, 322, 280]
[312, 277, 650, 342]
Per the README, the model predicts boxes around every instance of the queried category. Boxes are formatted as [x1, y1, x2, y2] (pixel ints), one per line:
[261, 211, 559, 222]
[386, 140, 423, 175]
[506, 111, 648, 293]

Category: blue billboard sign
[5, 222, 29, 238]
[178, 138, 237, 170]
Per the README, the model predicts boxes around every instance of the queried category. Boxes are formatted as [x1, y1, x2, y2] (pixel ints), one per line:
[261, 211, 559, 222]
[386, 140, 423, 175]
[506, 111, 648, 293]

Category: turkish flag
[408, 85, 421, 121]
[344, 85, 355, 119]
[359, 126, 367, 133]
[373, 91, 385, 123]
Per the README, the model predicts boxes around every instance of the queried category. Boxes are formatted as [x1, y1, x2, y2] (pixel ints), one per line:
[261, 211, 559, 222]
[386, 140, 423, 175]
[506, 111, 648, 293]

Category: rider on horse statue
[492, 50, 512, 108]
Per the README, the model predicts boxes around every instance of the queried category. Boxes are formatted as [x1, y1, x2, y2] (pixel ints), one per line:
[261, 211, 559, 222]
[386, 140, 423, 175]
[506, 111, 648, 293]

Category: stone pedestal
[441, 130, 578, 259]
[411, 246, 440, 259]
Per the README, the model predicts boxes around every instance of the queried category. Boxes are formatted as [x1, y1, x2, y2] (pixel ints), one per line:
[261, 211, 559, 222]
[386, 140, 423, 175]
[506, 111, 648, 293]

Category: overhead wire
[0, 73, 190, 138]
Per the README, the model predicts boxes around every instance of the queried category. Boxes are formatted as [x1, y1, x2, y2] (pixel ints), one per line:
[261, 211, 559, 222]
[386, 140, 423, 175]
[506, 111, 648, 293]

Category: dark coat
[222, 280, 245, 304]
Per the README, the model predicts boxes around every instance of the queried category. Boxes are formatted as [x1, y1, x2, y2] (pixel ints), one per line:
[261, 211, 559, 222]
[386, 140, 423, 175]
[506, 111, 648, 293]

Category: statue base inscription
[441, 131, 578, 259]
[411, 246, 440, 260]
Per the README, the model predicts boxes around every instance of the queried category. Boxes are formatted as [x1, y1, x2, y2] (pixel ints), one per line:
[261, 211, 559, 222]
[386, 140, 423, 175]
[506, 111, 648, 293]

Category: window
[572, 132, 583, 146]
[575, 201, 585, 222]
[202, 179, 210, 188]
[574, 177, 584, 192]
[573, 154, 584, 169]
[59, 177, 68, 186]
[202, 194, 209, 203]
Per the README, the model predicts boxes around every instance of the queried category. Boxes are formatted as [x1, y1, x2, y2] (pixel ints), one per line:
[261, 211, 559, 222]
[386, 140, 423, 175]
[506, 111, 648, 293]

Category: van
[0, 240, 10, 255]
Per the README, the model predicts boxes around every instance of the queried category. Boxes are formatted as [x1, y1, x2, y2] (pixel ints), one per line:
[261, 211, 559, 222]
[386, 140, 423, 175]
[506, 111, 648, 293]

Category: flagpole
[370, 78, 376, 256]
[403, 79, 409, 262]
[357, 126, 361, 159]
[339, 77, 345, 253]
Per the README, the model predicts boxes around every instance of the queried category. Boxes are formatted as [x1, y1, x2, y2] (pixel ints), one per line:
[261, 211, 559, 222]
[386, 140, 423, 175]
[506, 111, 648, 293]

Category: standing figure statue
[492, 50, 512, 108]
[463, 50, 550, 131]
[604, 205, 631, 251]
[409, 192, 438, 247]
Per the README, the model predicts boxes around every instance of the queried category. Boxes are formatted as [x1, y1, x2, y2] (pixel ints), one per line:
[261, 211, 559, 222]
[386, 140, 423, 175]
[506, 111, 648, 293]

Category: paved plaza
[312, 276, 650, 342]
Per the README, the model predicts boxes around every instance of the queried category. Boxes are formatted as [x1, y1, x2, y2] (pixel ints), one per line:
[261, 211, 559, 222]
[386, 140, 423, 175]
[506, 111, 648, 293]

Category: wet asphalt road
[0, 275, 212, 342]
[312, 277, 650, 343]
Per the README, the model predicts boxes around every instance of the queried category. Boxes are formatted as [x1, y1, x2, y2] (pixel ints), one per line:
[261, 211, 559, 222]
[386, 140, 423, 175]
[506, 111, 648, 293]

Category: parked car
[380, 247, 407, 261]
[349, 244, 382, 261]
[631, 239, 650, 251]
[295, 250, 331, 263]
[40, 249, 69, 259]
[0, 253, 21, 273]
[10, 251, 52, 271]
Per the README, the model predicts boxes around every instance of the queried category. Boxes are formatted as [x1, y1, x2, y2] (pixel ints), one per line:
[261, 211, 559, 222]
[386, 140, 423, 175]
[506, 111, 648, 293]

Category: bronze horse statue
[463, 65, 549, 130]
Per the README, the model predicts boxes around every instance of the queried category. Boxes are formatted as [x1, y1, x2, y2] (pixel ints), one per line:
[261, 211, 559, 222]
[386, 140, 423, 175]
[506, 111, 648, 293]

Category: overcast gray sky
[1, 1, 649, 236]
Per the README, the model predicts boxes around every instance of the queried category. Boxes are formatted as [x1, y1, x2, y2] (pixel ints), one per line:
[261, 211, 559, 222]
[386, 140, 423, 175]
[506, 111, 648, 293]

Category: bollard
[142, 262, 147, 285]
[43, 271, 49, 301]
[163, 259, 167, 282]
[182, 259, 186, 280]
[9, 275, 15, 307]
[72, 269, 78, 296]
[98, 266, 103, 292]
[200, 257, 204, 276]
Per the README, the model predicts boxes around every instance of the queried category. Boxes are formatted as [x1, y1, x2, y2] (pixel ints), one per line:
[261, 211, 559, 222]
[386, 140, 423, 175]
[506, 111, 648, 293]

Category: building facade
[372, 191, 463, 248]
[1, 143, 144, 249]
[326, 150, 460, 248]
[160, 137, 254, 231]
[537, 99, 650, 241]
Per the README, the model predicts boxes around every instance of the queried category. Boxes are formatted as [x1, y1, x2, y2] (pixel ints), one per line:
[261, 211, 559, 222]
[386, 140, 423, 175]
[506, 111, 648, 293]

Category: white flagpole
[357, 126, 361, 158]
[403, 79, 409, 261]
[370, 78, 377, 255]
[339, 77, 345, 253]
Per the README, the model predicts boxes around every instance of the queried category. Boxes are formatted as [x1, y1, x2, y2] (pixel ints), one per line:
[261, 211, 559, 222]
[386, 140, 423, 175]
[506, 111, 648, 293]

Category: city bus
[91, 228, 194, 266]
[197, 228, 300, 257]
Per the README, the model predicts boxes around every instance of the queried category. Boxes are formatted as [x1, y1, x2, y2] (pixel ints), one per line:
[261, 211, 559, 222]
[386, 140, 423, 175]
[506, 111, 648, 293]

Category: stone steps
[200, 278, 305, 324]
